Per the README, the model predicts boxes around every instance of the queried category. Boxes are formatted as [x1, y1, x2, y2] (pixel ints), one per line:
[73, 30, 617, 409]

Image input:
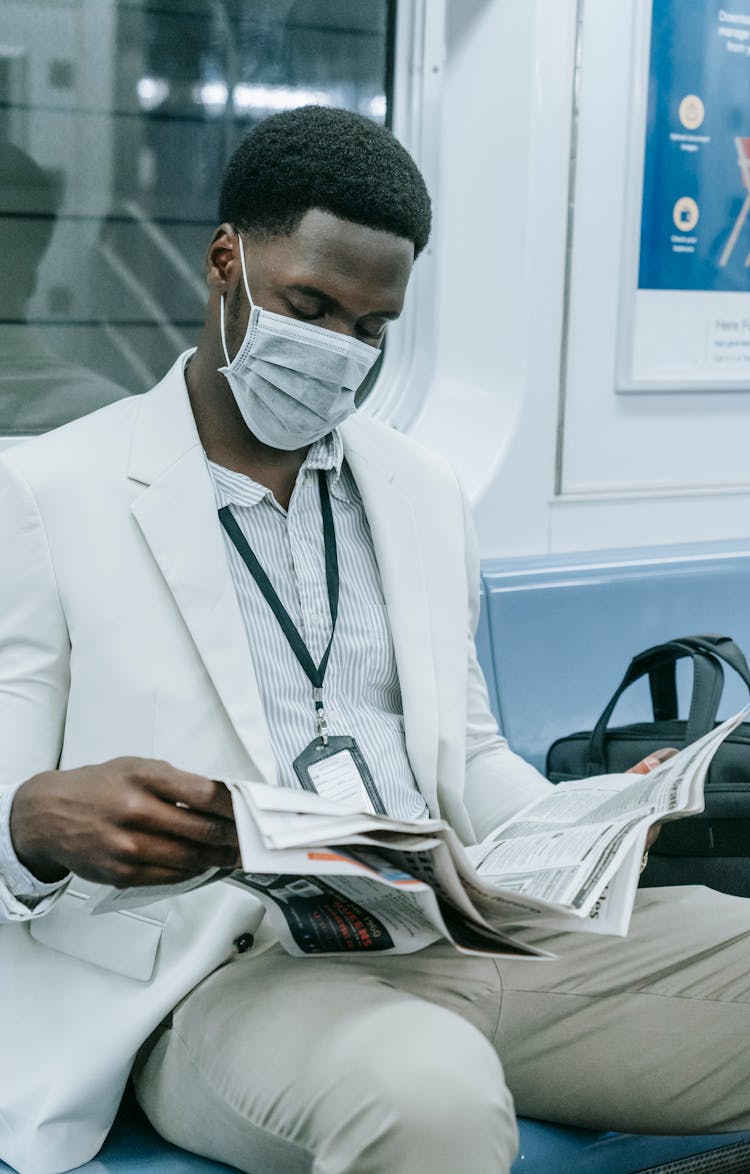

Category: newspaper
[87, 707, 747, 959]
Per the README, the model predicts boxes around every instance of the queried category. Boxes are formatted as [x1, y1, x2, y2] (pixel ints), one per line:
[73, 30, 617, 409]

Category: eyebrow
[287, 283, 401, 320]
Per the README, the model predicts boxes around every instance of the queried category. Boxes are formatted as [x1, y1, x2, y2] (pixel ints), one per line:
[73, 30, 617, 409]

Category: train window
[0, 0, 396, 437]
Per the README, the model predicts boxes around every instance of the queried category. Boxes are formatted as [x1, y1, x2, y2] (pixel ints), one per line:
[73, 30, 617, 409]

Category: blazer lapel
[128, 358, 278, 784]
[342, 420, 440, 815]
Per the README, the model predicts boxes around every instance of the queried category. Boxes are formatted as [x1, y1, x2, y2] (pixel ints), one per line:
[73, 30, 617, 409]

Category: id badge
[293, 735, 387, 815]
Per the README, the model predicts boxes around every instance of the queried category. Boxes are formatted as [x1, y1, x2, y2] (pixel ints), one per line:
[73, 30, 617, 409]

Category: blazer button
[234, 932, 255, 954]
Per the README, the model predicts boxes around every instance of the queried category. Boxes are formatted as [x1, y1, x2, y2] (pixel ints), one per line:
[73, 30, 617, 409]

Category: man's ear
[206, 223, 236, 293]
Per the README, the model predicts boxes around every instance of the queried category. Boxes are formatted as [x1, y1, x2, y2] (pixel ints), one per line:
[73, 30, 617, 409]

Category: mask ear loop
[219, 294, 231, 367]
[219, 229, 255, 367]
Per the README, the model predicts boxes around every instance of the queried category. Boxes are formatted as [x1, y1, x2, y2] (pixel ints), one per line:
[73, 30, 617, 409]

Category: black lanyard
[218, 470, 338, 742]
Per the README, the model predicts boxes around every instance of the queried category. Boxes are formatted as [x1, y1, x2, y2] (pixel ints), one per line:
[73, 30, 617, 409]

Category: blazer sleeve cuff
[0, 781, 71, 916]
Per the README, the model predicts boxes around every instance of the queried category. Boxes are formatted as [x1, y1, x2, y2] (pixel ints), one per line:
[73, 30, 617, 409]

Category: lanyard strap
[218, 470, 339, 737]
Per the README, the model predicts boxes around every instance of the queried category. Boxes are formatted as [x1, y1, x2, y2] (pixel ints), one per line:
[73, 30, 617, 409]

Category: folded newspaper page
[88, 707, 747, 958]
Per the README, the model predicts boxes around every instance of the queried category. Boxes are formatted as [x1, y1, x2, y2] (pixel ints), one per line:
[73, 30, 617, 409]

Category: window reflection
[0, 0, 394, 436]
[0, 141, 128, 435]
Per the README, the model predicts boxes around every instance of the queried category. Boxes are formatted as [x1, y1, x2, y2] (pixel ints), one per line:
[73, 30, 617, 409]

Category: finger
[98, 863, 215, 888]
[135, 762, 235, 818]
[627, 747, 679, 774]
[133, 867, 214, 885]
[627, 761, 651, 775]
[164, 808, 240, 849]
[108, 829, 240, 876]
[645, 747, 679, 765]
[119, 792, 239, 848]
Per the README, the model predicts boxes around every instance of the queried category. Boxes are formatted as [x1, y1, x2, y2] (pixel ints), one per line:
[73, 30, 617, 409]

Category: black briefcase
[546, 634, 750, 897]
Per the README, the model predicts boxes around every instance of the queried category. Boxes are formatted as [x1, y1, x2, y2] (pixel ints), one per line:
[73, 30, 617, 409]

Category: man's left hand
[626, 747, 679, 849]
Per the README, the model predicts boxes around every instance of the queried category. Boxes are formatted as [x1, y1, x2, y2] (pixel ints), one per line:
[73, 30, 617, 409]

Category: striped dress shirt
[208, 430, 430, 822]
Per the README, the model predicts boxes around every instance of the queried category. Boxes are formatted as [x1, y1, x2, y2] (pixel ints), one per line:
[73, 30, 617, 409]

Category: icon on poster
[678, 94, 705, 131]
[672, 196, 699, 232]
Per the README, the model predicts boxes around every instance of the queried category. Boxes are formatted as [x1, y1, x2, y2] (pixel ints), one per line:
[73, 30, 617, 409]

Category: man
[1, 106, 750, 1174]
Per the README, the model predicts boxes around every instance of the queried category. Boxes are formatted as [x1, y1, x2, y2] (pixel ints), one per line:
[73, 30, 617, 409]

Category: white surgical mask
[218, 233, 380, 450]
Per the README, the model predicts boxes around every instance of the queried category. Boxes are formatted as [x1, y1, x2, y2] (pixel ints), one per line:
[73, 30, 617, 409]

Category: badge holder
[293, 690, 386, 814]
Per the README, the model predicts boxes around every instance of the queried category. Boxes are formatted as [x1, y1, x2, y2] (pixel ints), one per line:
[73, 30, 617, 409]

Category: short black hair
[219, 105, 431, 258]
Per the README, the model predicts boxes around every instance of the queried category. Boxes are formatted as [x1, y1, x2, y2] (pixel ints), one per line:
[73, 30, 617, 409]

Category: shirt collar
[208, 460, 267, 509]
[305, 429, 344, 480]
[208, 428, 345, 510]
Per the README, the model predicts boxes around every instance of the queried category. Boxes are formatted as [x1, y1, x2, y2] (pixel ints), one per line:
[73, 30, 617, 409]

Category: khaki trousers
[134, 886, 750, 1174]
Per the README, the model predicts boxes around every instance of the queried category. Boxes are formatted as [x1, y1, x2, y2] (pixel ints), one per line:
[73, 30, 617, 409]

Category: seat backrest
[478, 539, 750, 771]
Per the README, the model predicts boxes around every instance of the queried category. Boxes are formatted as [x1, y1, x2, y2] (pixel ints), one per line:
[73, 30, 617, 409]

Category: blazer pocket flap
[29, 889, 163, 981]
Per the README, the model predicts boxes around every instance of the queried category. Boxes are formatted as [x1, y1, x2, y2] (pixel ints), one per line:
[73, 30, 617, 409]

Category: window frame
[0, 0, 444, 444]
[358, 0, 445, 434]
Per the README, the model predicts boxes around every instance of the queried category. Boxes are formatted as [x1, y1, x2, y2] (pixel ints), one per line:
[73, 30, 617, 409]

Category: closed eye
[358, 317, 392, 342]
[358, 324, 387, 343]
[285, 299, 324, 322]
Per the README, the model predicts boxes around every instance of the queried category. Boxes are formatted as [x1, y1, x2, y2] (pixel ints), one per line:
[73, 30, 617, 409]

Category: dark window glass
[0, 0, 395, 435]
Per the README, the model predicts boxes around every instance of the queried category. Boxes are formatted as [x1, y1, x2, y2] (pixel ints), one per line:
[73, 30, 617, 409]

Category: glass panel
[0, 0, 395, 435]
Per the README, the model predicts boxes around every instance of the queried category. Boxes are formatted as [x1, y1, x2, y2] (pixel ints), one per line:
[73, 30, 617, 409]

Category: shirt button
[234, 932, 255, 953]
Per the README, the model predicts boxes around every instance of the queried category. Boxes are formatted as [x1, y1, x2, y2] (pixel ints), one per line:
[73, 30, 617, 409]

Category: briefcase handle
[586, 634, 750, 775]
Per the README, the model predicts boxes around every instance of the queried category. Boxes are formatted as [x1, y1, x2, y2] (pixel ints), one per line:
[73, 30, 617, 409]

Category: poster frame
[615, 0, 750, 395]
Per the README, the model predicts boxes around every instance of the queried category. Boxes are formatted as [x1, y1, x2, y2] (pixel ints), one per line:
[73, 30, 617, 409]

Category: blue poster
[639, 0, 750, 292]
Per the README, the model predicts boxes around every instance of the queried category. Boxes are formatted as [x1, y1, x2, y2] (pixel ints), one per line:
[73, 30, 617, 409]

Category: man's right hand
[9, 757, 240, 887]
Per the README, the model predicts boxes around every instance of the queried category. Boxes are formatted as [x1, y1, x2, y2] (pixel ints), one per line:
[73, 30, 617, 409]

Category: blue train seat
[477, 538, 750, 773]
[2, 1102, 750, 1174]
[5, 538, 750, 1174]
[512, 1120, 750, 1171]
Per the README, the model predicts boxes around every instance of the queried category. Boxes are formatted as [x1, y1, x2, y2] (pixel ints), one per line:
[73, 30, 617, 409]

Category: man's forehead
[277, 209, 413, 278]
[263, 209, 414, 309]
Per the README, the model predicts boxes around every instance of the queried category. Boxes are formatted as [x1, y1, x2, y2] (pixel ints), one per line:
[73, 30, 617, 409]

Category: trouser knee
[324, 1006, 518, 1174]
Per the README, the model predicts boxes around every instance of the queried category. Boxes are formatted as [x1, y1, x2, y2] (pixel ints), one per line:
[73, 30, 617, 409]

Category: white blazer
[0, 356, 549, 1174]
